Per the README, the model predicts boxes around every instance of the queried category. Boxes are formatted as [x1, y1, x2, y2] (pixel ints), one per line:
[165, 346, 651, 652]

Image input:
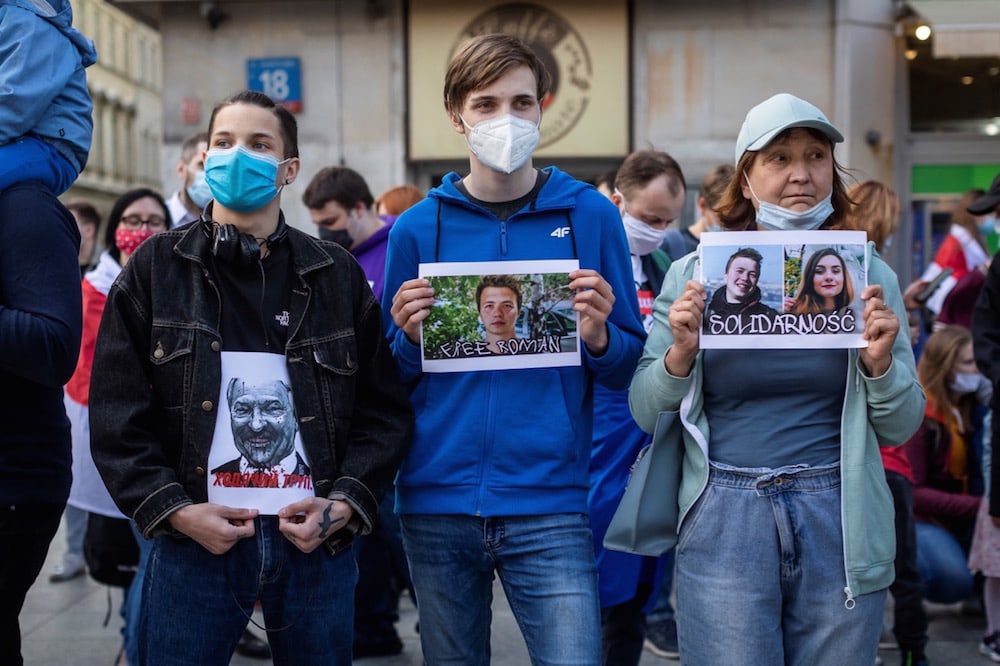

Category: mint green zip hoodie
[628, 242, 925, 603]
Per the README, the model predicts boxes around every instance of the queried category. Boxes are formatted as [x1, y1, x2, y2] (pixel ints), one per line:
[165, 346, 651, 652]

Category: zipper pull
[843, 586, 855, 610]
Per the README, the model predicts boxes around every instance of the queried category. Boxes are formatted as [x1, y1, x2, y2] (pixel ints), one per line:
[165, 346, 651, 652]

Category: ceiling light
[985, 123, 999, 136]
[915, 24, 932, 40]
[905, 49, 918, 60]
[961, 75, 974, 85]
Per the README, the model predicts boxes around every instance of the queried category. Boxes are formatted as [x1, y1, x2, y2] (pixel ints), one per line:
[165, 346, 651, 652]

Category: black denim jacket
[89, 220, 413, 553]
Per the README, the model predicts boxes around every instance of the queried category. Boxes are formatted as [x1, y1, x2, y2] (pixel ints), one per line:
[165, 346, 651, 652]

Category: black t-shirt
[210, 240, 294, 353]
[453, 169, 551, 221]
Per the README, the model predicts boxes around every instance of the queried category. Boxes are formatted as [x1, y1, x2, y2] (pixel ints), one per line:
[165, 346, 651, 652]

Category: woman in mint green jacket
[628, 94, 925, 666]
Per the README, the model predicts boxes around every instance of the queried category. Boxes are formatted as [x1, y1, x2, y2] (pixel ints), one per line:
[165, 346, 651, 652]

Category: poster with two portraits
[700, 230, 869, 349]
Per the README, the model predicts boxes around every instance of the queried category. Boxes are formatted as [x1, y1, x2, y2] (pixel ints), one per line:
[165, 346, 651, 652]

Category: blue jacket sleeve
[0, 6, 80, 143]
[582, 193, 645, 390]
[0, 183, 82, 386]
[382, 223, 424, 384]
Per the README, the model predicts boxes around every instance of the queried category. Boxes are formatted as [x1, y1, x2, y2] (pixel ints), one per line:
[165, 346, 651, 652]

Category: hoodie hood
[4, 0, 97, 65]
[429, 167, 591, 214]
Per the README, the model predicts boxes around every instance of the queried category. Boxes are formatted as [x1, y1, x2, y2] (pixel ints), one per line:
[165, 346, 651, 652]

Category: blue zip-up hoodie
[0, 0, 96, 173]
[383, 168, 645, 517]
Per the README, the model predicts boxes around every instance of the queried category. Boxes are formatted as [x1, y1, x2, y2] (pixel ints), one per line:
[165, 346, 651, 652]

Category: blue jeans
[675, 463, 884, 666]
[123, 521, 153, 666]
[139, 516, 357, 665]
[0, 136, 77, 196]
[401, 513, 601, 665]
[62, 504, 87, 560]
[915, 521, 975, 604]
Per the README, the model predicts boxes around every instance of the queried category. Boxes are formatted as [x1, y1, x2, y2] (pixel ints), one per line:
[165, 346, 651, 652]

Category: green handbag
[603, 409, 684, 556]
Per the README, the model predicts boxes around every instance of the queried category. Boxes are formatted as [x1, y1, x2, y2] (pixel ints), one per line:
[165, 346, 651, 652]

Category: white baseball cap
[734, 93, 844, 164]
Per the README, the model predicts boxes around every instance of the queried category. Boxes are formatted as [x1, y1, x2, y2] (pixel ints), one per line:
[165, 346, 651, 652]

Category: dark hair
[614, 150, 686, 200]
[104, 188, 171, 264]
[725, 247, 763, 273]
[792, 247, 854, 314]
[475, 275, 523, 312]
[207, 90, 299, 159]
[717, 128, 851, 230]
[444, 34, 551, 121]
[65, 200, 101, 228]
[302, 166, 374, 210]
[179, 131, 208, 164]
[594, 169, 618, 192]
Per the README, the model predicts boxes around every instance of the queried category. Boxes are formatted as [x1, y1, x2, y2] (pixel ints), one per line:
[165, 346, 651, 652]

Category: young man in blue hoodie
[384, 33, 645, 664]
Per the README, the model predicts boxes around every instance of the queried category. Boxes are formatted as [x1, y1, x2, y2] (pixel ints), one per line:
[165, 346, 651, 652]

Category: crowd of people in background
[7, 9, 1000, 666]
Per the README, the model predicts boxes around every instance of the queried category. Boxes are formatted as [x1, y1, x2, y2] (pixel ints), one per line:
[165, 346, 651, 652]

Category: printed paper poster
[418, 260, 581, 372]
[208, 352, 314, 514]
[698, 230, 869, 349]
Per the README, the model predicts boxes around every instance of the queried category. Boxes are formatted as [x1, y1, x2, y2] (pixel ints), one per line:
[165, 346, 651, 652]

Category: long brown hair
[717, 128, 851, 230]
[918, 325, 974, 431]
[791, 247, 854, 314]
[844, 181, 900, 253]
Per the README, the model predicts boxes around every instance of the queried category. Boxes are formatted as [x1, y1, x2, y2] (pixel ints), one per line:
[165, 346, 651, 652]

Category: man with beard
[705, 247, 778, 331]
[212, 379, 310, 483]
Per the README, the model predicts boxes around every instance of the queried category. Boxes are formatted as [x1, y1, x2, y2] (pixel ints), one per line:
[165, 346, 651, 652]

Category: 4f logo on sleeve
[550, 226, 571, 238]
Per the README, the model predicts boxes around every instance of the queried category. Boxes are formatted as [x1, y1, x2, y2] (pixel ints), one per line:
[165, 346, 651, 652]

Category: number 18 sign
[247, 57, 303, 113]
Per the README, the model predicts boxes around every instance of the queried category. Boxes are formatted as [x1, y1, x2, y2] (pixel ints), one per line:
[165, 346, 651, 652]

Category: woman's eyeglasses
[120, 214, 167, 231]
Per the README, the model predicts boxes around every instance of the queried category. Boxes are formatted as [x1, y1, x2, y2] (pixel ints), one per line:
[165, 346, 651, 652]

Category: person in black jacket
[89, 91, 412, 665]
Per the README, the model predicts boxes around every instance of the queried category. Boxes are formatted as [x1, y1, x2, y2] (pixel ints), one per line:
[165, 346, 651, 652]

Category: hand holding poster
[419, 260, 581, 372]
[699, 230, 869, 349]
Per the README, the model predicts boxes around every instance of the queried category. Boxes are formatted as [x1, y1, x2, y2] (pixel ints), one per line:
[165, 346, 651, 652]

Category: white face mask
[745, 174, 833, 231]
[951, 371, 983, 395]
[461, 113, 540, 174]
[621, 211, 667, 256]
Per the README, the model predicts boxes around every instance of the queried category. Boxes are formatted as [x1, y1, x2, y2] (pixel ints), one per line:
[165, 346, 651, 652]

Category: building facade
[108, 0, 999, 283]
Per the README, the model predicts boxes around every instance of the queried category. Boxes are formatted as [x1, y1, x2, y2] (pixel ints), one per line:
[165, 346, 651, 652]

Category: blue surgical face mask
[744, 173, 834, 231]
[205, 146, 289, 213]
[186, 169, 213, 209]
[977, 213, 997, 236]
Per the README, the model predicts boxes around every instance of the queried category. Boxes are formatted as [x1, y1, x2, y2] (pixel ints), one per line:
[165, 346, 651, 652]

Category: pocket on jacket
[311, 334, 359, 417]
[149, 326, 194, 409]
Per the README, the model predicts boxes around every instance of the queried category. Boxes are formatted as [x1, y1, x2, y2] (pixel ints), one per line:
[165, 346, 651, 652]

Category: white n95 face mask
[462, 113, 540, 174]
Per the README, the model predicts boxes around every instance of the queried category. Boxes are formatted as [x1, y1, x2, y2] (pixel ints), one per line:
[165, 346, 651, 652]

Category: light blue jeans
[675, 462, 885, 666]
[139, 516, 356, 665]
[401, 513, 601, 665]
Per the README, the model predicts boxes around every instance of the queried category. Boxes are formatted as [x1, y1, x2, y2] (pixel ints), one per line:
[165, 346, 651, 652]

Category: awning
[909, 1, 1000, 57]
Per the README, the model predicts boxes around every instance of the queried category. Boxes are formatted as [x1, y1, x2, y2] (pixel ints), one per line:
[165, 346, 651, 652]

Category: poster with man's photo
[698, 230, 869, 349]
[418, 260, 581, 372]
[207, 352, 314, 514]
